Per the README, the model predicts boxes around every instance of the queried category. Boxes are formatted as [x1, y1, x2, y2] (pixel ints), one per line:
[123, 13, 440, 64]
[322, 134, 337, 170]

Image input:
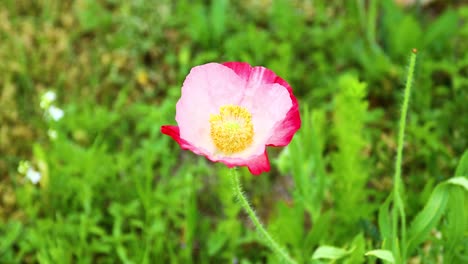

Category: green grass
[1, 0, 467, 263]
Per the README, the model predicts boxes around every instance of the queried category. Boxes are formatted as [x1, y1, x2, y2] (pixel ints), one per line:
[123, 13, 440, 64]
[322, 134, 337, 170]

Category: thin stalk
[392, 49, 417, 263]
[367, 0, 378, 51]
[230, 169, 297, 264]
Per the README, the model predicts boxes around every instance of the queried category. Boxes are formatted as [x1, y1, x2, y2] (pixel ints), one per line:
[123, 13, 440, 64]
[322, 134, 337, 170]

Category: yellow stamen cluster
[210, 105, 254, 154]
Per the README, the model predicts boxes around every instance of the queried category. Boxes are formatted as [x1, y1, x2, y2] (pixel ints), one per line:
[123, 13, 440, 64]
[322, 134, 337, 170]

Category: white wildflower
[48, 105, 64, 121]
[26, 168, 41, 184]
[40, 90, 57, 109]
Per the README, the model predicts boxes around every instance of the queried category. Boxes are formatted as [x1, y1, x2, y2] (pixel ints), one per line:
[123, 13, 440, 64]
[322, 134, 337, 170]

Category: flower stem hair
[231, 169, 297, 264]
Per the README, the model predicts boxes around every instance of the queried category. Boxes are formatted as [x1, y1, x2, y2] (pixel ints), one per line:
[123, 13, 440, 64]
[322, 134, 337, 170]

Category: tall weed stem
[230, 169, 297, 264]
[392, 49, 417, 263]
[367, 0, 378, 50]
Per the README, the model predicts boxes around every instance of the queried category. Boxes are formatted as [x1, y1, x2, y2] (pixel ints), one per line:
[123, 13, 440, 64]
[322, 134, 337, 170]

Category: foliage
[1, 0, 467, 263]
[331, 74, 371, 239]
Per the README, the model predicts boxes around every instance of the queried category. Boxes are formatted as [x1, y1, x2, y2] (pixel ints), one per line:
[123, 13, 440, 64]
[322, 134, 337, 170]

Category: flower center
[210, 105, 254, 154]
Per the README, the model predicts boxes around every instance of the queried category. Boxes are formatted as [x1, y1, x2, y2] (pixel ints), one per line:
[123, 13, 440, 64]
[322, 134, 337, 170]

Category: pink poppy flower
[161, 62, 301, 175]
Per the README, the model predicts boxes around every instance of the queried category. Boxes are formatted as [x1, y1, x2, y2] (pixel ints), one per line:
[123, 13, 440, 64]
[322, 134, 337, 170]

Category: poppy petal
[162, 62, 301, 175]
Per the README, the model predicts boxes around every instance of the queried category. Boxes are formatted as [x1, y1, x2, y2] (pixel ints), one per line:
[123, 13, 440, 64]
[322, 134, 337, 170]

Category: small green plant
[367, 50, 468, 264]
[1, 1, 467, 263]
[331, 74, 371, 239]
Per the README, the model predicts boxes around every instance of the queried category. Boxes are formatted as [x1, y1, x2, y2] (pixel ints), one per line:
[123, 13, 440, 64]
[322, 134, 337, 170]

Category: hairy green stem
[392, 49, 417, 263]
[230, 169, 297, 264]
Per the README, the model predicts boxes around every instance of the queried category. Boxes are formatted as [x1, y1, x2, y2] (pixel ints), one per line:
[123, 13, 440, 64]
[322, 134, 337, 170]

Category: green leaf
[0, 221, 22, 254]
[406, 184, 449, 255]
[455, 150, 468, 177]
[444, 187, 466, 263]
[332, 74, 371, 234]
[311, 245, 351, 260]
[365, 249, 395, 263]
[207, 229, 228, 256]
[269, 202, 304, 249]
[424, 9, 458, 55]
[210, 0, 228, 43]
[378, 195, 392, 245]
[447, 177, 468, 191]
[344, 233, 366, 264]
[384, 14, 422, 58]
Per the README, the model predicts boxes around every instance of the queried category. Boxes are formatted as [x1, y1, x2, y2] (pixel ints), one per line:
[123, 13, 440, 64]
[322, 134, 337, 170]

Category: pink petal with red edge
[212, 151, 271, 175]
[267, 95, 300, 147]
[237, 82, 292, 157]
[162, 125, 270, 175]
[244, 151, 271, 175]
[161, 125, 210, 156]
[223, 62, 301, 147]
[162, 62, 301, 175]
[176, 63, 247, 155]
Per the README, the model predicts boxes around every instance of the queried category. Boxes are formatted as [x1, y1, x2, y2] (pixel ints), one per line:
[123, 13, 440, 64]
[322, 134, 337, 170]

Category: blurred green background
[1, 0, 467, 263]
